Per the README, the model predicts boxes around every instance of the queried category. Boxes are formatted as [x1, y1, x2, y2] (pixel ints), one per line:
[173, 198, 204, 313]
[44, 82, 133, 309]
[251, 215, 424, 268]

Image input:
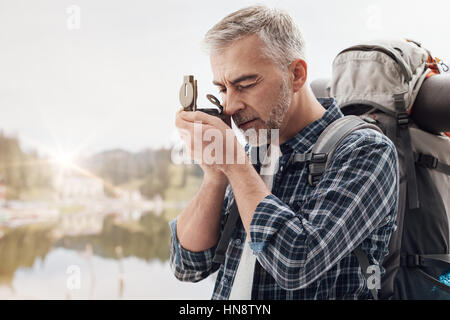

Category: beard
[238, 76, 292, 147]
[265, 75, 291, 140]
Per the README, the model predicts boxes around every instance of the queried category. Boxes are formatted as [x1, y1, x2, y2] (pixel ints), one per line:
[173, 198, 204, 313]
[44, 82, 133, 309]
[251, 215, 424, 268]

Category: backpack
[310, 38, 450, 299]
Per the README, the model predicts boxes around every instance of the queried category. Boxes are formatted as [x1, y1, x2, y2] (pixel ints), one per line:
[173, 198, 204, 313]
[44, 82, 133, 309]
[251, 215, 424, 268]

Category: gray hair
[203, 5, 306, 69]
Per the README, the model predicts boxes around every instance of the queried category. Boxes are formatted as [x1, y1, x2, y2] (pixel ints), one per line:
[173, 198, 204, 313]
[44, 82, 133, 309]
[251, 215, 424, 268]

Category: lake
[0, 210, 216, 299]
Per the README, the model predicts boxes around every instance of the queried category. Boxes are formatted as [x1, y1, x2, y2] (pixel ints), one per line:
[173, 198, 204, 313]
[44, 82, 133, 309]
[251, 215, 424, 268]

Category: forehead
[210, 34, 280, 83]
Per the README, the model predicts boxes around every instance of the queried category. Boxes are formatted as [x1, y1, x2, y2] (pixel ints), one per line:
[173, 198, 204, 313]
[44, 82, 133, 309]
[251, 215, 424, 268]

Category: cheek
[253, 86, 281, 121]
[245, 88, 268, 115]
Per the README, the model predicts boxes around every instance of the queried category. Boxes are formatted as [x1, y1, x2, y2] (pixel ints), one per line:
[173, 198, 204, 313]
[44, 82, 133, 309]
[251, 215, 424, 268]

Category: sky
[1, 0, 449, 157]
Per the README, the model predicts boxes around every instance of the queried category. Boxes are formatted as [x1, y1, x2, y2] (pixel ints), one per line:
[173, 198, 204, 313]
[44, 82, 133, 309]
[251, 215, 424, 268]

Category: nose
[222, 88, 245, 116]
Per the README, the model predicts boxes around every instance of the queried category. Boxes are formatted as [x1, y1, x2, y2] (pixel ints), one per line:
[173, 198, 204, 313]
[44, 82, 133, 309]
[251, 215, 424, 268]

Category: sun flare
[50, 151, 76, 169]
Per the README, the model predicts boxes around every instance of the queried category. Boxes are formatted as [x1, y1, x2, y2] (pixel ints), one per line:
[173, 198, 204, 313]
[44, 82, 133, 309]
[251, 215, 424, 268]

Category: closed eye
[236, 82, 257, 91]
[216, 80, 259, 94]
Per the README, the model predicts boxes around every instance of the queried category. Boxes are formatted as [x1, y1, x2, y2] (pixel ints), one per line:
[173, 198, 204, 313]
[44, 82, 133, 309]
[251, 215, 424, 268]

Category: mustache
[232, 113, 259, 126]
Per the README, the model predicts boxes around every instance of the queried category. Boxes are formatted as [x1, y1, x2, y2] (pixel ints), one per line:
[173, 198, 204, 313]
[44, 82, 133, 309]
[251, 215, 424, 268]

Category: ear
[289, 59, 307, 92]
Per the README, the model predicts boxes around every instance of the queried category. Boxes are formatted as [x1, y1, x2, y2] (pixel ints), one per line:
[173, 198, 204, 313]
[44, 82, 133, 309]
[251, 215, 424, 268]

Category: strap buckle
[310, 153, 327, 163]
[401, 254, 424, 267]
[308, 154, 327, 187]
[417, 153, 438, 169]
[396, 111, 409, 127]
[308, 174, 322, 186]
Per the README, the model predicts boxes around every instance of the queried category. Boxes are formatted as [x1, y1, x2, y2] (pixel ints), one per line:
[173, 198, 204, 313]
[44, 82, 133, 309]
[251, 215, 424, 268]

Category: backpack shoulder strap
[293, 115, 384, 300]
[292, 115, 383, 186]
[212, 199, 240, 265]
[354, 246, 379, 300]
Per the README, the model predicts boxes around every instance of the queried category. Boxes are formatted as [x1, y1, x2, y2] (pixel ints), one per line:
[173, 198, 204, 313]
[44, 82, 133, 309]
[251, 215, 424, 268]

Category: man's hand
[175, 108, 248, 177]
[174, 108, 235, 252]
[175, 108, 270, 240]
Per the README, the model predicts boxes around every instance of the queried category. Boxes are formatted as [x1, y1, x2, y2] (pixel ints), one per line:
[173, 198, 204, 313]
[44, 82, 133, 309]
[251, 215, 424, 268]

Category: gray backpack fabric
[330, 38, 433, 210]
[312, 38, 450, 299]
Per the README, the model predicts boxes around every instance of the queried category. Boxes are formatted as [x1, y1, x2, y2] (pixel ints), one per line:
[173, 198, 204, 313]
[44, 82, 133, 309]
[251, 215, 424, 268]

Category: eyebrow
[212, 74, 259, 87]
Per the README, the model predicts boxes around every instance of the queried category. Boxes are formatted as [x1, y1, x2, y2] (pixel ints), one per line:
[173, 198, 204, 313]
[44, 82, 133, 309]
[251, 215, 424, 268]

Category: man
[170, 5, 398, 299]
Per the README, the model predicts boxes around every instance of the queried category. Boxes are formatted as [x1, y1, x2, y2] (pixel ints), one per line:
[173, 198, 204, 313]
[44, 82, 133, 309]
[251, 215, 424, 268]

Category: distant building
[54, 169, 105, 199]
[117, 189, 142, 202]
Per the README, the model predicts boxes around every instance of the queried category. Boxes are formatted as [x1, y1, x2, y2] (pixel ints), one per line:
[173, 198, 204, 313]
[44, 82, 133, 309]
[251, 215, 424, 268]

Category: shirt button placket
[222, 277, 229, 286]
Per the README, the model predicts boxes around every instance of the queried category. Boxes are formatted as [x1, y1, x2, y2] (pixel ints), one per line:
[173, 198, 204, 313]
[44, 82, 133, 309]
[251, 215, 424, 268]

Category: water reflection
[0, 221, 55, 288]
[53, 212, 170, 262]
[0, 209, 214, 299]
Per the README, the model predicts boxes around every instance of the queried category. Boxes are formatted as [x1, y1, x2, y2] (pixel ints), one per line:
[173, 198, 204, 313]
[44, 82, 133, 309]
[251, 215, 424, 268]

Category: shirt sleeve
[168, 185, 232, 282]
[248, 129, 399, 290]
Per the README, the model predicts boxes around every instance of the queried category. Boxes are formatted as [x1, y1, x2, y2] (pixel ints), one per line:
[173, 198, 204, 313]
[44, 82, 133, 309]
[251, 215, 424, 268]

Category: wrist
[221, 157, 252, 179]
[222, 160, 270, 197]
[203, 171, 228, 189]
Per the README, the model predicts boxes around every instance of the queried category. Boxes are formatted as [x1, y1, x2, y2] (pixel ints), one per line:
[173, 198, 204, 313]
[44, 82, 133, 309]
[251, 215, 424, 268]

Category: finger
[175, 111, 194, 130]
[180, 110, 217, 125]
[176, 115, 206, 131]
[176, 116, 216, 138]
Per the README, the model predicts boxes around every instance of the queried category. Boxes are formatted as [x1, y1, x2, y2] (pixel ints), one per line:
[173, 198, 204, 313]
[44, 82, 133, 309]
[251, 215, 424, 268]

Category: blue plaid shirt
[169, 98, 399, 300]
